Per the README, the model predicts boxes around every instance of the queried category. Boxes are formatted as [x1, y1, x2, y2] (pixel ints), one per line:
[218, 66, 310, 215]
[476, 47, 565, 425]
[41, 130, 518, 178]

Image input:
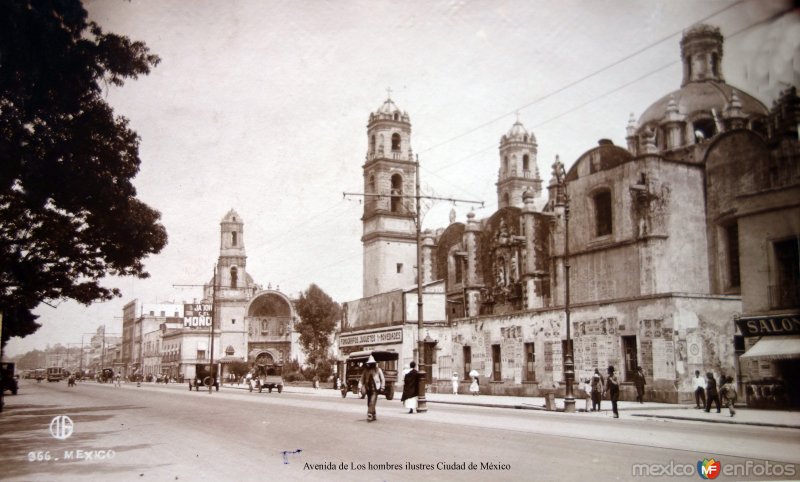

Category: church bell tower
[361, 95, 417, 297]
[497, 116, 542, 208]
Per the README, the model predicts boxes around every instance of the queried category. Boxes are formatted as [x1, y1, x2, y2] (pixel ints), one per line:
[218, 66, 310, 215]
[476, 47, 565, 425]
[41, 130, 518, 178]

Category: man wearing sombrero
[358, 355, 385, 422]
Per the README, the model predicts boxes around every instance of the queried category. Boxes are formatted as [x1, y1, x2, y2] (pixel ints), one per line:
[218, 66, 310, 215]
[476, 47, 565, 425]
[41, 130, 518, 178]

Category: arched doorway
[255, 351, 275, 366]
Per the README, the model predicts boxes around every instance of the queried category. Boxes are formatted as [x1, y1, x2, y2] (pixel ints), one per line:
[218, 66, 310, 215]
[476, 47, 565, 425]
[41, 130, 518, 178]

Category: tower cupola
[680, 24, 724, 86]
[497, 116, 542, 209]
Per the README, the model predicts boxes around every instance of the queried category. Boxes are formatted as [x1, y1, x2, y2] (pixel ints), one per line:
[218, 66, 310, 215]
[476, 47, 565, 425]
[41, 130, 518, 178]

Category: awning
[740, 336, 800, 360]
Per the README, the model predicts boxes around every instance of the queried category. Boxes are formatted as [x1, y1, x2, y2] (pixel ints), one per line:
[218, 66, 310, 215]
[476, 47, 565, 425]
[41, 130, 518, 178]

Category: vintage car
[189, 364, 219, 391]
[340, 350, 398, 400]
[252, 364, 283, 393]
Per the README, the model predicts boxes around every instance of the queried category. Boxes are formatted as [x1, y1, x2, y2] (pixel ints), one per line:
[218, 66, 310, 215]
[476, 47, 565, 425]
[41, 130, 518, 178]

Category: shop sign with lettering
[736, 315, 800, 337]
[339, 328, 403, 347]
[183, 303, 212, 328]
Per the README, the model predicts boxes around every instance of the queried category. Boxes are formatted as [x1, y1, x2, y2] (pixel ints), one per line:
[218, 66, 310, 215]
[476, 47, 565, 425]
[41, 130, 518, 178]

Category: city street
[1, 380, 799, 481]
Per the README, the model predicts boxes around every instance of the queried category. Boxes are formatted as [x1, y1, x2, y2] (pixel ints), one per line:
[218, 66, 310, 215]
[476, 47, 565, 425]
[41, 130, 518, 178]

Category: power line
[417, 0, 748, 155]
[424, 3, 792, 176]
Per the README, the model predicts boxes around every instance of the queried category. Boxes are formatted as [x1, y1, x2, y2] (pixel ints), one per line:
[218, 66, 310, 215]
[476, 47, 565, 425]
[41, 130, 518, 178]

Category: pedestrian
[590, 368, 604, 411]
[692, 370, 706, 409]
[633, 366, 646, 404]
[582, 378, 592, 412]
[469, 369, 480, 396]
[114, 372, 121, 388]
[246, 371, 253, 392]
[358, 355, 385, 422]
[720, 376, 737, 417]
[401, 362, 420, 414]
[704, 371, 721, 413]
[605, 365, 620, 418]
[313, 375, 320, 390]
[451, 372, 459, 395]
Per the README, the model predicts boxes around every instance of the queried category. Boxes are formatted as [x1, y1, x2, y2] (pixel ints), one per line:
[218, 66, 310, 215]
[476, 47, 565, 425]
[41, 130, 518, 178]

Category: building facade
[339, 24, 799, 404]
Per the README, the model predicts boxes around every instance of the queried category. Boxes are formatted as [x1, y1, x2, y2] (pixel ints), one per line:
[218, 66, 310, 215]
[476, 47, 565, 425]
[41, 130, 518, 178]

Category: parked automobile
[253, 364, 284, 393]
[189, 364, 219, 391]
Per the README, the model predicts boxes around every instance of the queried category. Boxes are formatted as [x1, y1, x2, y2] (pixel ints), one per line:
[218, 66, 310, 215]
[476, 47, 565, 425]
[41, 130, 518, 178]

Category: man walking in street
[358, 355, 385, 422]
[605, 365, 620, 418]
[634, 366, 646, 404]
[693, 370, 706, 409]
[401, 362, 420, 414]
[705, 371, 721, 413]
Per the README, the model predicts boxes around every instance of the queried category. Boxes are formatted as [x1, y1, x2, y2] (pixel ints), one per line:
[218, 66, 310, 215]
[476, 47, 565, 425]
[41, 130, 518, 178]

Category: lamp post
[415, 155, 428, 413]
[556, 159, 576, 413]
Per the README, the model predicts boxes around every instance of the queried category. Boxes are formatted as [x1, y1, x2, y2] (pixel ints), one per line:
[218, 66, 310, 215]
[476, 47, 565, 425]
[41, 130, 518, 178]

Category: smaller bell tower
[496, 116, 542, 208]
[217, 209, 246, 291]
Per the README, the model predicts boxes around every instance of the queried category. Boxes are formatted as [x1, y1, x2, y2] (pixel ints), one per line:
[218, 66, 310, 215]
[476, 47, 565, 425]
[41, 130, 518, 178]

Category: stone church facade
[339, 24, 799, 404]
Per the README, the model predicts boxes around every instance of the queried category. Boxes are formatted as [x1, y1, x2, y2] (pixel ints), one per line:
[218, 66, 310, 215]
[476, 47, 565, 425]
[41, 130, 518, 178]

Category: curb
[630, 413, 800, 430]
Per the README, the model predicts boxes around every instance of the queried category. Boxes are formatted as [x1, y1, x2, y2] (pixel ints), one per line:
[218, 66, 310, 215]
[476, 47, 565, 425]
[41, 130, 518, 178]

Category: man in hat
[358, 355, 385, 422]
[604, 365, 620, 418]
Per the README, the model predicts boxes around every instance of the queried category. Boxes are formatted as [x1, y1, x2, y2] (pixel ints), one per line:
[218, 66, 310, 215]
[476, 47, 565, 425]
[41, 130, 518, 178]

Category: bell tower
[217, 209, 246, 292]
[496, 116, 542, 208]
[362, 94, 417, 297]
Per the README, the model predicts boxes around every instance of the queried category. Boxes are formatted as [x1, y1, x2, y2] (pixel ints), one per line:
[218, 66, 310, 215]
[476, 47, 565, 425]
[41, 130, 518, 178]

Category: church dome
[637, 82, 767, 133]
[636, 24, 767, 136]
[370, 96, 410, 123]
[502, 119, 536, 144]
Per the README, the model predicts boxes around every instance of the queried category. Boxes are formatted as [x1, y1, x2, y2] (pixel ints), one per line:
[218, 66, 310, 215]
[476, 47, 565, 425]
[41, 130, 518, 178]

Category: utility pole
[344, 154, 483, 412]
[209, 264, 217, 394]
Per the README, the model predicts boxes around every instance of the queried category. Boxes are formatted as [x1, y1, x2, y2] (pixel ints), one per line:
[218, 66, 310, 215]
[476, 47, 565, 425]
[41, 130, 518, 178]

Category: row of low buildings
[335, 25, 800, 409]
[114, 210, 306, 382]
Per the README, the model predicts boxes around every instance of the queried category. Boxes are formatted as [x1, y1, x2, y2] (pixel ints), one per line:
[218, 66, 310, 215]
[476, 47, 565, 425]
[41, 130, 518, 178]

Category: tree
[294, 284, 341, 374]
[227, 360, 249, 380]
[0, 0, 167, 345]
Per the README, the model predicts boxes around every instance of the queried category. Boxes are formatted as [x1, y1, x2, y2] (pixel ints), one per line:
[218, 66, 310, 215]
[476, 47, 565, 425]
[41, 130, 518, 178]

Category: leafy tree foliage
[294, 284, 340, 372]
[227, 360, 249, 380]
[0, 1, 167, 344]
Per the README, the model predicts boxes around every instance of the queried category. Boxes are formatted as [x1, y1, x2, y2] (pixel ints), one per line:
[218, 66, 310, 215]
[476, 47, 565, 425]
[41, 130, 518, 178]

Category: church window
[593, 190, 613, 237]
[693, 118, 716, 142]
[454, 255, 463, 284]
[391, 174, 403, 212]
[724, 223, 740, 290]
[771, 237, 799, 309]
[230, 266, 238, 288]
[231, 231, 237, 246]
[396, 263, 403, 274]
[522, 154, 530, 172]
[370, 135, 375, 153]
[391, 133, 401, 151]
[504, 156, 508, 173]
[503, 192, 510, 207]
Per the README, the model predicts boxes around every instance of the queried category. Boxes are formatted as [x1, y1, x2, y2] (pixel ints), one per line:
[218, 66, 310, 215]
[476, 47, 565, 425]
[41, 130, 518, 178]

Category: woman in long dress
[451, 372, 459, 394]
[469, 369, 480, 396]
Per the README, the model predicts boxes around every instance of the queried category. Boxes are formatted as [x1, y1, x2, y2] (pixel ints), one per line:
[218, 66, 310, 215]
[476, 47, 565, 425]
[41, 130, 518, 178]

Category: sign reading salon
[736, 315, 800, 337]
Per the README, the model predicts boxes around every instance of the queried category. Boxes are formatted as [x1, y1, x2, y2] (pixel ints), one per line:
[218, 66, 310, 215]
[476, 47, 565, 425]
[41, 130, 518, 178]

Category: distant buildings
[119, 210, 305, 382]
[337, 25, 799, 407]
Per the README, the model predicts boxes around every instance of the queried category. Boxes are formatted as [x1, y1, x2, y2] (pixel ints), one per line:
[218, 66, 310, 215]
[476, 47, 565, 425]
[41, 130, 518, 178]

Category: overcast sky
[6, 0, 798, 357]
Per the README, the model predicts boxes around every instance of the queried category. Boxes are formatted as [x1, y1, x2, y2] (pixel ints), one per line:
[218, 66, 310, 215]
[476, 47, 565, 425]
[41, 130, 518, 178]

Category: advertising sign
[183, 303, 212, 328]
[339, 328, 403, 348]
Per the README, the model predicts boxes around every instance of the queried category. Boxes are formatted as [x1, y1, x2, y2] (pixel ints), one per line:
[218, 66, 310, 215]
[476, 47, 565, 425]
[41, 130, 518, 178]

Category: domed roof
[567, 140, 633, 181]
[376, 97, 401, 115]
[637, 82, 767, 132]
[502, 119, 536, 144]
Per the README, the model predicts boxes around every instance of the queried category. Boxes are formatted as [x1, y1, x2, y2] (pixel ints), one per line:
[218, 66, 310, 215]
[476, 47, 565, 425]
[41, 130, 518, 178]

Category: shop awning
[740, 336, 800, 360]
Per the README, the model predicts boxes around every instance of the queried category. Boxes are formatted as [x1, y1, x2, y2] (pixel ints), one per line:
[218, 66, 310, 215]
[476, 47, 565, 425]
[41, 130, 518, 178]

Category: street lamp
[414, 155, 428, 413]
[555, 158, 576, 413]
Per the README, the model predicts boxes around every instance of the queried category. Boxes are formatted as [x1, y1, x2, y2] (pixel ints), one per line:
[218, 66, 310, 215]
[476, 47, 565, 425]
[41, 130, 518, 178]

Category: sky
[5, 0, 799, 357]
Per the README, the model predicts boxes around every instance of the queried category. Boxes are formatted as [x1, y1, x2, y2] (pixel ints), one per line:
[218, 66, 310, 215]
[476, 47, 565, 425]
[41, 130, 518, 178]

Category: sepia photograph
[1, 0, 799, 480]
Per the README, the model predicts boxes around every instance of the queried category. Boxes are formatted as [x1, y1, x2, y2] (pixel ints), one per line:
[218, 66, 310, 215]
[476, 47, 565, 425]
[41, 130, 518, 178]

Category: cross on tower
[386, 87, 393, 99]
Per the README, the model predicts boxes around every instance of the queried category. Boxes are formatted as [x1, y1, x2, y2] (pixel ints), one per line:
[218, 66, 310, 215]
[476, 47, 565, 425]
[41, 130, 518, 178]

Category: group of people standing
[693, 370, 737, 416]
[583, 365, 624, 418]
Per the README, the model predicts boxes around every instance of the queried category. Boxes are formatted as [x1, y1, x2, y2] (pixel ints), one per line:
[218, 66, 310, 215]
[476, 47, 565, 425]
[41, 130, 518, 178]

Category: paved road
[1, 380, 798, 481]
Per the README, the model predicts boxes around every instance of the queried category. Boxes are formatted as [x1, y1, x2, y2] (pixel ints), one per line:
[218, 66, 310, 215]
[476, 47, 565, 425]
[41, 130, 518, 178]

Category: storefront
[737, 315, 800, 409]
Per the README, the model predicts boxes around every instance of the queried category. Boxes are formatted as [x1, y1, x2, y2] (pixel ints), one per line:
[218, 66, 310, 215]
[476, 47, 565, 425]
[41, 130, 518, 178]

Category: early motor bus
[340, 350, 398, 400]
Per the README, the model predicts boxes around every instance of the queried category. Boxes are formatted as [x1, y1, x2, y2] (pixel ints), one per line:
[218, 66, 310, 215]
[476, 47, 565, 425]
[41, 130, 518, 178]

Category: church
[337, 24, 799, 406]
[128, 209, 306, 383]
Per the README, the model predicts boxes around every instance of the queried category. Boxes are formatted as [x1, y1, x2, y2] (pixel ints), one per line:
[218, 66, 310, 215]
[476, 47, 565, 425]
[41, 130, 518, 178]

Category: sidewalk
[225, 383, 800, 430]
